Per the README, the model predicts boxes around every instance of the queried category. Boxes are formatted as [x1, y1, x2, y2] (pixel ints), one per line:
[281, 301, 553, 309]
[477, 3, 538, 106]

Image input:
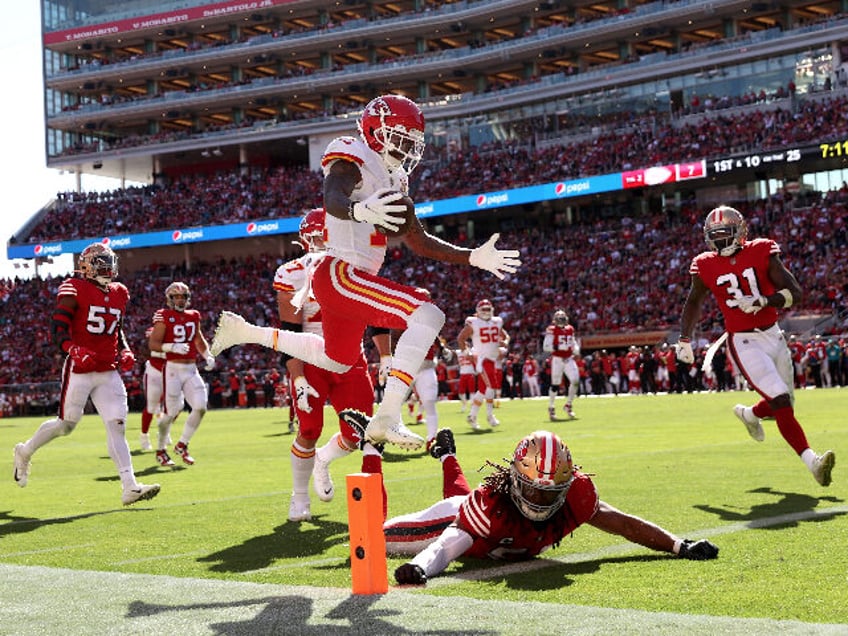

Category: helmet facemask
[509, 431, 575, 522]
[553, 310, 568, 327]
[375, 124, 425, 173]
[78, 244, 118, 287]
[476, 300, 494, 321]
[165, 282, 191, 311]
[704, 206, 747, 257]
[358, 95, 426, 174]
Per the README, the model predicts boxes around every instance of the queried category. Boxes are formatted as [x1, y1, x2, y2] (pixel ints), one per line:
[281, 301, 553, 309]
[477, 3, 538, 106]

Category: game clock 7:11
[820, 139, 848, 158]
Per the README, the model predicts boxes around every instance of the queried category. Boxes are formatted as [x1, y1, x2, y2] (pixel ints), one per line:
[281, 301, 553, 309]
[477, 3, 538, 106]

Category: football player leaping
[210, 94, 521, 451]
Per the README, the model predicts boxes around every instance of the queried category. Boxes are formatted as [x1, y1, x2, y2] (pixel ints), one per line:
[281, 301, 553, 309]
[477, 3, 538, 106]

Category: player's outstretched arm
[588, 500, 718, 559]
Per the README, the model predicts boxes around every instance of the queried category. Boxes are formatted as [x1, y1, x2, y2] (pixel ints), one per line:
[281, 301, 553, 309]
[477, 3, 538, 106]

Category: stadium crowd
[2, 187, 847, 415]
[22, 91, 848, 245]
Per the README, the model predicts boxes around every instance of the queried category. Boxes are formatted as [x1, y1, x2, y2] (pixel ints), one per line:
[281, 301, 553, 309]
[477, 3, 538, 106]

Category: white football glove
[162, 342, 191, 355]
[735, 295, 768, 314]
[350, 188, 406, 232]
[204, 353, 216, 371]
[676, 339, 694, 364]
[293, 376, 319, 413]
[378, 355, 392, 386]
[469, 233, 522, 280]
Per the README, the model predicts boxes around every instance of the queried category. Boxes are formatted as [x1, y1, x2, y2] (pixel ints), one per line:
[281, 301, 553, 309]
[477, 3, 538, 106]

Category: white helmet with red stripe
[704, 205, 747, 257]
[475, 299, 494, 321]
[510, 430, 575, 521]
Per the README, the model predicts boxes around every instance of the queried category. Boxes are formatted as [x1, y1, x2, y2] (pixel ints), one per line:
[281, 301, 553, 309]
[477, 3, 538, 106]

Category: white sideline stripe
[0, 561, 845, 635]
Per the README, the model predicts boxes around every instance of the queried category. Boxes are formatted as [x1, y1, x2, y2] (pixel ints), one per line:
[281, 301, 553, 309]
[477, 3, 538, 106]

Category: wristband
[672, 538, 683, 555]
[348, 201, 360, 222]
[777, 288, 793, 308]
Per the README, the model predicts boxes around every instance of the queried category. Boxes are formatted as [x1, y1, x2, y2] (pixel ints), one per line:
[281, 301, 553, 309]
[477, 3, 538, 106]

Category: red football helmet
[475, 299, 494, 321]
[78, 243, 118, 287]
[299, 208, 326, 252]
[358, 94, 425, 173]
[510, 431, 575, 521]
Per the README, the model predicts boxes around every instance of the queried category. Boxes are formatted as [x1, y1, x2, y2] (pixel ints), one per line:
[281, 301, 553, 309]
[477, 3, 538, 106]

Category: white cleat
[210, 310, 251, 356]
[487, 414, 500, 428]
[312, 456, 334, 502]
[122, 483, 161, 506]
[366, 414, 425, 451]
[13, 443, 31, 488]
[467, 414, 480, 431]
[733, 404, 765, 442]
[812, 450, 835, 487]
[139, 433, 152, 451]
[288, 494, 312, 522]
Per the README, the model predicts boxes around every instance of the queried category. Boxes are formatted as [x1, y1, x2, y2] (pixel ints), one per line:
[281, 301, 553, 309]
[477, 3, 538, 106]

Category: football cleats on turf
[299, 208, 326, 252]
[358, 94, 425, 173]
[510, 430, 575, 521]
[704, 205, 747, 257]
[475, 299, 494, 321]
[165, 281, 191, 311]
[553, 310, 568, 327]
[78, 243, 118, 287]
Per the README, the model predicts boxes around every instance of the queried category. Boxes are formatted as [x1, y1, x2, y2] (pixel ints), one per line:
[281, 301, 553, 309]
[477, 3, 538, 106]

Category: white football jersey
[465, 315, 505, 362]
[321, 135, 409, 275]
[273, 253, 323, 336]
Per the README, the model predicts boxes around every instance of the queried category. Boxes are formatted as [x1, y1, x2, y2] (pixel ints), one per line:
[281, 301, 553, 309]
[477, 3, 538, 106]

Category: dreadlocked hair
[480, 458, 512, 495]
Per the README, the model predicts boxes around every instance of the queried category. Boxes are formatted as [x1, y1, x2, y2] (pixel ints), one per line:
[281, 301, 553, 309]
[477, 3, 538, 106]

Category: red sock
[752, 399, 774, 419]
[141, 408, 153, 434]
[361, 454, 387, 521]
[772, 406, 810, 455]
[442, 456, 471, 498]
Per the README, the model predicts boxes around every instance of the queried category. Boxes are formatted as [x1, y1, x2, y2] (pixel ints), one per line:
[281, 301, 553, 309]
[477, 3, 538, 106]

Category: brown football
[377, 194, 416, 238]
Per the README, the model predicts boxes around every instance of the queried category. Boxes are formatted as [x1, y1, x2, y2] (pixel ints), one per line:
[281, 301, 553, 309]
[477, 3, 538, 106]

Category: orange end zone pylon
[346, 472, 388, 594]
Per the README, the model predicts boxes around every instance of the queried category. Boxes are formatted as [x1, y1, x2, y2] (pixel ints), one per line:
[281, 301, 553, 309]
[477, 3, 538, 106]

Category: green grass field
[1, 389, 846, 635]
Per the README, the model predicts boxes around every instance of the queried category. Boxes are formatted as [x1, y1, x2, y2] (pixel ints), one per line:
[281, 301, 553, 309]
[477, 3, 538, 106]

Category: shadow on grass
[0, 508, 124, 536]
[126, 594, 487, 635]
[198, 518, 353, 573]
[693, 486, 845, 528]
[453, 553, 669, 591]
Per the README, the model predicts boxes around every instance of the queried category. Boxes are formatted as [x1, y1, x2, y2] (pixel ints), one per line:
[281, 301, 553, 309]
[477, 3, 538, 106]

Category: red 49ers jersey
[152, 307, 203, 361]
[57, 277, 129, 371]
[690, 238, 781, 333]
[457, 472, 598, 561]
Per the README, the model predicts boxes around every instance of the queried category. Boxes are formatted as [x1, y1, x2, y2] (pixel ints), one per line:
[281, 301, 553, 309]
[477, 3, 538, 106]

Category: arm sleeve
[278, 320, 302, 365]
[409, 525, 475, 579]
[52, 306, 74, 353]
[542, 332, 554, 353]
